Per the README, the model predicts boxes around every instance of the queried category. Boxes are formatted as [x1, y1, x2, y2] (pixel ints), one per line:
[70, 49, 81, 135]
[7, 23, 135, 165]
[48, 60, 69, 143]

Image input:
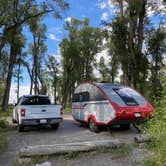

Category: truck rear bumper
[21, 118, 63, 126]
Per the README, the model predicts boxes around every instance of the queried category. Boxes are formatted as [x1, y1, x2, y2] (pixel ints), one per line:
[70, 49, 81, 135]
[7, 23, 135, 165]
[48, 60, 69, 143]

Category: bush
[0, 119, 6, 131]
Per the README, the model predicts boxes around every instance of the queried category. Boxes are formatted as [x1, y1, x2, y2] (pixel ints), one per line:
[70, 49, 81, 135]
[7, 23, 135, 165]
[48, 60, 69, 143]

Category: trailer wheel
[51, 123, 59, 130]
[121, 124, 130, 130]
[89, 119, 100, 133]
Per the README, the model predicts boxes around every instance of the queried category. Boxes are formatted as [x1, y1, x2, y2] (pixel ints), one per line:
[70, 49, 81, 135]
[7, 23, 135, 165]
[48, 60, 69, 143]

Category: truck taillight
[60, 108, 63, 115]
[21, 109, 26, 117]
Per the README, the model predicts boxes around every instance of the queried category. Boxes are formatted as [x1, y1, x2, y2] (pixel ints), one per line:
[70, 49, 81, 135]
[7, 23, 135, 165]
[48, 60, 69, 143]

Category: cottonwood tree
[46, 55, 60, 104]
[60, 18, 103, 108]
[28, 18, 47, 95]
[0, 0, 68, 111]
[147, 22, 166, 101]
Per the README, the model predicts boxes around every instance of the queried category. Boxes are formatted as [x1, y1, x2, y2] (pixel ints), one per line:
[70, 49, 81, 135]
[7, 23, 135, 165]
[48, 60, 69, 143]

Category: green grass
[65, 144, 132, 160]
[0, 120, 8, 153]
[63, 105, 72, 114]
[142, 100, 166, 166]
[14, 156, 49, 166]
[0, 104, 14, 117]
[0, 133, 8, 153]
[0, 105, 12, 153]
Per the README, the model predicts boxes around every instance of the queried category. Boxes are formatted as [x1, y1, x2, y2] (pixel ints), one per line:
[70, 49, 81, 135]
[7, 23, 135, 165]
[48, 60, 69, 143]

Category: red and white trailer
[72, 82, 155, 132]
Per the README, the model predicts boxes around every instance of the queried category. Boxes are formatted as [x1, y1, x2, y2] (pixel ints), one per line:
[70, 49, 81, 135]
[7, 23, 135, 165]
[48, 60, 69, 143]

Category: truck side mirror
[15, 103, 17, 106]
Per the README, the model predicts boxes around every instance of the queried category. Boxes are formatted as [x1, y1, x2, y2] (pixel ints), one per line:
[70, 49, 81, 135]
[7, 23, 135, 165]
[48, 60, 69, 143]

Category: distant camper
[72, 82, 155, 132]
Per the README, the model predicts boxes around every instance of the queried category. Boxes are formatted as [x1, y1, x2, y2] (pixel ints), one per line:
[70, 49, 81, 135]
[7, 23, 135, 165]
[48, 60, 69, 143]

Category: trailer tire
[89, 119, 100, 133]
[51, 123, 59, 130]
[121, 124, 130, 130]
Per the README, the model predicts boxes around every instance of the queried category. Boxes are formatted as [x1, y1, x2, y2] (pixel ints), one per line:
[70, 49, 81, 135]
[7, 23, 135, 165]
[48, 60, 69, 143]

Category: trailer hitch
[131, 122, 142, 133]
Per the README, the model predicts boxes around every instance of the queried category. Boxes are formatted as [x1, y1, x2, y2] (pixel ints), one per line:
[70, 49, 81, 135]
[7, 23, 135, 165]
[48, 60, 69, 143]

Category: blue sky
[13, 0, 115, 85]
[9, 0, 166, 103]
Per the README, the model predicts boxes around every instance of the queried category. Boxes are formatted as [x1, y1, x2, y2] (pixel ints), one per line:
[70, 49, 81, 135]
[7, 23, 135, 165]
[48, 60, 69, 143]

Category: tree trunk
[53, 76, 57, 104]
[0, 29, 7, 62]
[62, 76, 70, 109]
[2, 31, 17, 111]
[17, 62, 21, 101]
[119, 0, 123, 18]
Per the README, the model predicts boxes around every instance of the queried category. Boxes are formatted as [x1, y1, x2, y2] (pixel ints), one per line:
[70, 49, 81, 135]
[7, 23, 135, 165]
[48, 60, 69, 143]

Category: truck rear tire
[18, 124, 24, 132]
[51, 123, 59, 130]
[89, 119, 100, 133]
[12, 117, 17, 124]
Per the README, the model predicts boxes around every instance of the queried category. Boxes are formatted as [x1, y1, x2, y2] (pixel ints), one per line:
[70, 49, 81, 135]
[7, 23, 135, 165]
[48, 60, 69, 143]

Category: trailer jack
[131, 122, 142, 133]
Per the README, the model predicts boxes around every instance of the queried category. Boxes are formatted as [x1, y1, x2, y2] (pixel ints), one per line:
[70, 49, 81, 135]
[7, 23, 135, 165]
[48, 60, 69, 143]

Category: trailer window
[21, 97, 51, 105]
[113, 88, 145, 106]
[72, 91, 90, 102]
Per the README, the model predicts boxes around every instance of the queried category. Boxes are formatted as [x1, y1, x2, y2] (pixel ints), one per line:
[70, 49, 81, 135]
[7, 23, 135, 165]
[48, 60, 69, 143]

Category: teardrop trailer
[72, 82, 155, 132]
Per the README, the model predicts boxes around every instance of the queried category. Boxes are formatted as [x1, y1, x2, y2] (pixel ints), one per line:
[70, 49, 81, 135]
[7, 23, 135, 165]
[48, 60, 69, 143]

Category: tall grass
[143, 82, 166, 165]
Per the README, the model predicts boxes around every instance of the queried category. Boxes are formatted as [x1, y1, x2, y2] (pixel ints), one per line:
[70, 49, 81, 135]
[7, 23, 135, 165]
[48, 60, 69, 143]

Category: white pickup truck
[12, 95, 63, 132]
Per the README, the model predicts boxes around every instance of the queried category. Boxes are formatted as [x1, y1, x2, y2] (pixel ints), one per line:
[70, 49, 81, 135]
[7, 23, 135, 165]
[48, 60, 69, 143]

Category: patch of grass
[0, 133, 8, 153]
[64, 105, 72, 114]
[0, 104, 14, 117]
[142, 98, 166, 165]
[0, 119, 6, 131]
[65, 144, 132, 160]
[98, 144, 132, 158]
[14, 156, 49, 166]
[143, 151, 166, 166]
[65, 151, 88, 159]
[0, 114, 9, 153]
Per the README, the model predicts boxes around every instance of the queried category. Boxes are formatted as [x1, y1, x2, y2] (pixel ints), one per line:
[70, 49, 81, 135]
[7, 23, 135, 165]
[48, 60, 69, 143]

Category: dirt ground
[0, 114, 148, 166]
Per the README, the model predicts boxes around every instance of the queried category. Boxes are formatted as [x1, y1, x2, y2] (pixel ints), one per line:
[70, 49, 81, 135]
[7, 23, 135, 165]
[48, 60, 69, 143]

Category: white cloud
[101, 12, 109, 21]
[108, 0, 114, 9]
[9, 84, 30, 104]
[98, 2, 106, 9]
[65, 16, 72, 23]
[96, 49, 110, 64]
[48, 27, 63, 35]
[48, 33, 60, 41]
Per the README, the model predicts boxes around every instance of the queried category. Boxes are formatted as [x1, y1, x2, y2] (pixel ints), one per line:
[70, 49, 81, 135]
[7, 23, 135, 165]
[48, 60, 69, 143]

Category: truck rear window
[21, 97, 51, 105]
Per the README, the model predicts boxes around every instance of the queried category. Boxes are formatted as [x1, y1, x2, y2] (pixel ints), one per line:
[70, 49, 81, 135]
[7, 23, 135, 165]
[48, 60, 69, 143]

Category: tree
[60, 18, 103, 108]
[29, 20, 47, 95]
[108, 0, 149, 92]
[78, 18, 103, 81]
[0, 0, 68, 111]
[148, 22, 166, 101]
[14, 51, 27, 101]
[46, 55, 59, 104]
[97, 56, 110, 82]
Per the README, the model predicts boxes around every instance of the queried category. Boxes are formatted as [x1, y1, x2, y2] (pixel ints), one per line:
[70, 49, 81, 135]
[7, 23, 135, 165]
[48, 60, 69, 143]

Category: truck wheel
[12, 117, 17, 124]
[51, 123, 59, 130]
[89, 119, 100, 133]
[18, 124, 24, 132]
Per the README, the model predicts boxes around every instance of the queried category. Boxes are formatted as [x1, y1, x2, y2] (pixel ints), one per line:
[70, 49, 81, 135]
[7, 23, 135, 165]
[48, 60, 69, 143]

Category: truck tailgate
[20, 105, 62, 119]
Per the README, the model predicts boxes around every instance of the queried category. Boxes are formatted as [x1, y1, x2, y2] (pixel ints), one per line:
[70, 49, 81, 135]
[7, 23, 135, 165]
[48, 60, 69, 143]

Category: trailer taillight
[20, 109, 26, 117]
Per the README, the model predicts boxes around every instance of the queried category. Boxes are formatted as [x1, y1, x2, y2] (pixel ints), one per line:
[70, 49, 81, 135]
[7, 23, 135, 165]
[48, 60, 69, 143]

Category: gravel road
[0, 114, 146, 166]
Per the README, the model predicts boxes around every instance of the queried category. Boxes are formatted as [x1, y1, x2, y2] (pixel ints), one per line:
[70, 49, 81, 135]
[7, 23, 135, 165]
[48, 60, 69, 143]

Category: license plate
[40, 119, 47, 124]
[135, 112, 141, 117]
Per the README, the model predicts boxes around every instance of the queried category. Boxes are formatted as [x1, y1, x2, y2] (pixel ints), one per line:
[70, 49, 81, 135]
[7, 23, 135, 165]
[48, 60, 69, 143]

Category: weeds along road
[0, 114, 147, 166]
